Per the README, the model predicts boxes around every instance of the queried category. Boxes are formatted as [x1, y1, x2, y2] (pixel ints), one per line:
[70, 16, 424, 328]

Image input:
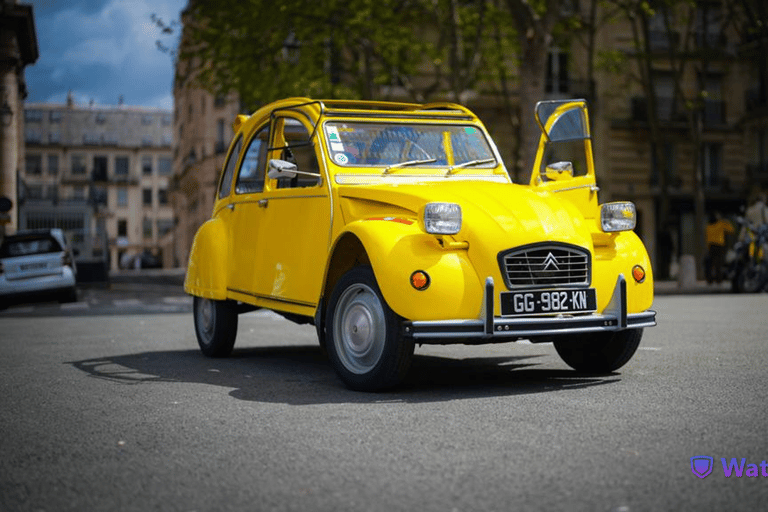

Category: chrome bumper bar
[403, 275, 656, 341]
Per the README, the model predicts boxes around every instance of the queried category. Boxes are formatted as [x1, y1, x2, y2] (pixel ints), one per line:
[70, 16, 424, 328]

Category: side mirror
[545, 161, 573, 181]
[268, 159, 298, 180]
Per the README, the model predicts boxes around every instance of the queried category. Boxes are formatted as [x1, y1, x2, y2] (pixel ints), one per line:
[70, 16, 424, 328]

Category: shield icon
[691, 456, 714, 478]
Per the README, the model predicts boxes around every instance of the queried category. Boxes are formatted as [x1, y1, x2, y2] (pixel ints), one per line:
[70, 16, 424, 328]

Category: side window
[218, 136, 242, 199]
[235, 125, 270, 194]
[275, 118, 321, 189]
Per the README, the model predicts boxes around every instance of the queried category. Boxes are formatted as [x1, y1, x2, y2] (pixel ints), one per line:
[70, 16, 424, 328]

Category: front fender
[343, 219, 482, 321]
[184, 217, 229, 300]
[592, 230, 654, 314]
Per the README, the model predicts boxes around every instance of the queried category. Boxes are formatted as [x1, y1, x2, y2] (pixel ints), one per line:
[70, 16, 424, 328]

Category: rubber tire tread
[325, 266, 414, 392]
[193, 296, 238, 358]
[553, 328, 643, 373]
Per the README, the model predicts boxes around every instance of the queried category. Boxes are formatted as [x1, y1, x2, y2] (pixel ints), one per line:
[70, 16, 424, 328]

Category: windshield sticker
[464, 127, 477, 134]
[331, 142, 345, 152]
[326, 125, 341, 142]
[334, 153, 349, 165]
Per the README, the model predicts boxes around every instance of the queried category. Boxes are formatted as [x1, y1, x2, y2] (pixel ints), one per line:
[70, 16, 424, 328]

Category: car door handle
[258, 199, 268, 208]
[226, 204, 235, 211]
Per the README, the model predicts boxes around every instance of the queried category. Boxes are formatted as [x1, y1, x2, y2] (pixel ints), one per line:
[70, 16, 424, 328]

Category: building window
[49, 111, 62, 123]
[161, 134, 172, 147]
[142, 114, 154, 125]
[117, 219, 128, 237]
[696, 2, 723, 48]
[117, 187, 128, 207]
[158, 157, 172, 176]
[96, 112, 106, 125]
[158, 188, 168, 205]
[72, 186, 86, 200]
[27, 185, 43, 199]
[162, 114, 171, 126]
[651, 143, 676, 187]
[142, 137, 154, 147]
[48, 155, 59, 176]
[702, 143, 722, 188]
[93, 156, 108, 181]
[71, 154, 86, 175]
[143, 188, 153, 206]
[142, 156, 153, 175]
[215, 95, 226, 108]
[25, 130, 42, 145]
[48, 131, 61, 144]
[158, 218, 174, 237]
[25, 154, 42, 175]
[115, 156, 129, 177]
[143, 218, 153, 239]
[24, 110, 43, 122]
[546, 49, 569, 94]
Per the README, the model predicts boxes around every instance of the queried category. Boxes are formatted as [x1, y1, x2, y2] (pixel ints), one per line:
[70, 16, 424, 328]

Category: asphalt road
[1, 293, 767, 512]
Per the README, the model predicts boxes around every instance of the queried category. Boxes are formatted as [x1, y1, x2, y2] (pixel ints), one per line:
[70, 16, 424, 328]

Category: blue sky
[25, 0, 188, 110]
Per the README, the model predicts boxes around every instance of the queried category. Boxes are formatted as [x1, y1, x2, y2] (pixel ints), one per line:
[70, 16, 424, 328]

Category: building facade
[0, 0, 38, 236]
[21, 99, 174, 272]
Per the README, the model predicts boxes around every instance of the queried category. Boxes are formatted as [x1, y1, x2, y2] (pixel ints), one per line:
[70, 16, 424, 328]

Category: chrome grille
[499, 244, 590, 288]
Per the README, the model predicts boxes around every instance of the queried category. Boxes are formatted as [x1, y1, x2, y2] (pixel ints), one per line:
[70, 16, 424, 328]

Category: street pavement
[1, 287, 767, 512]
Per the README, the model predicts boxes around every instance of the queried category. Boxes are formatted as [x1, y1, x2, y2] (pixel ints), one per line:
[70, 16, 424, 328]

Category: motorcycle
[727, 217, 768, 293]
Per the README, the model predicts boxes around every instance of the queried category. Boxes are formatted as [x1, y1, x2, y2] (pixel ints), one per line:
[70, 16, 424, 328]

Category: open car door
[529, 99, 600, 219]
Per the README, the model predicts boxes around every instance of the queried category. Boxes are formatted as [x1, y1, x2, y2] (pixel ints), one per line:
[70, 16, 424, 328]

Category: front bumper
[403, 274, 656, 342]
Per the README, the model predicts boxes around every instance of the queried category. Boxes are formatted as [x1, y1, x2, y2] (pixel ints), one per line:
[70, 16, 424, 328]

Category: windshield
[324, 122, 496, 170]
[1, 235, 63, 258]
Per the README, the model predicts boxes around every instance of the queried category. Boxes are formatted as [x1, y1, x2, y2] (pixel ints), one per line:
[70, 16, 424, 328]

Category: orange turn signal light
[410, 270, 430, 291]
[632, 265, 646, 283]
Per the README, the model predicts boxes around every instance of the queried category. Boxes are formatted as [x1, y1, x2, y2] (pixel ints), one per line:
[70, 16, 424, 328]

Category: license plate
[500, 288, 597, 316]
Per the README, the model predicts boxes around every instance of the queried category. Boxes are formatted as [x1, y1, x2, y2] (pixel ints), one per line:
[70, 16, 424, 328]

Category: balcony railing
[631, 97, 725, 125]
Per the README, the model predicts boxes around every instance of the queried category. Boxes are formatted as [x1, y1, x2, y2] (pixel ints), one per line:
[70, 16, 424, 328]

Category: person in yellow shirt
[706, 211, 734, 284]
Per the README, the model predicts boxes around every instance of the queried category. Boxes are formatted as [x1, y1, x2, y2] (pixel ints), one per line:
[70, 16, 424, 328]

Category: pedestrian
[705, 211, 733, 284]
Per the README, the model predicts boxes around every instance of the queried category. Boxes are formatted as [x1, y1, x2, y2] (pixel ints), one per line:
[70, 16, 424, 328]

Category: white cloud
[31, 0, 186, 108]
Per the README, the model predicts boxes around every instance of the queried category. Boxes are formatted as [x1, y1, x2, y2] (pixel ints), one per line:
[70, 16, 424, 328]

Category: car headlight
[422, 202, 462, 235]
[600, 202, 636, 232]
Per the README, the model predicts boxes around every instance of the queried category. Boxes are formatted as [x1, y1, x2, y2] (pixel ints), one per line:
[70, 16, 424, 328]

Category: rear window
[0, 235, 63, 258]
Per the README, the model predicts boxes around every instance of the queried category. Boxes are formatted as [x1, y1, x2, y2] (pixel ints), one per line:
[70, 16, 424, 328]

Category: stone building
[0, 0, 38, 236]
[21, 99, 174, 272]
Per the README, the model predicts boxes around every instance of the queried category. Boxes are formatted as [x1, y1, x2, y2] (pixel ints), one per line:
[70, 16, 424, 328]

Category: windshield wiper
[382, 158, 437, 174]
[445, 158, 496, 176]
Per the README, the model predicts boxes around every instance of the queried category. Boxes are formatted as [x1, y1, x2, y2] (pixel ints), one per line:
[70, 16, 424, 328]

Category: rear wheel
[554, 328, 643, 373]
[325, 267, 414, 391]
[193, 296, 238, 357]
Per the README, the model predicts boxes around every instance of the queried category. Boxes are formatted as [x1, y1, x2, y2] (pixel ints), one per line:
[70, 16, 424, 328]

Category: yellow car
[185, 98, 656, 391]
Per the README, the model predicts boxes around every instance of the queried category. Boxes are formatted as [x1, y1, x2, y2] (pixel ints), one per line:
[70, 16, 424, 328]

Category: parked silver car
[0, 229, 77, 306]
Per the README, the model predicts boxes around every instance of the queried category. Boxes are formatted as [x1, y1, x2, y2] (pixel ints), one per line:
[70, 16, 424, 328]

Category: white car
[0, 229, 77, 306]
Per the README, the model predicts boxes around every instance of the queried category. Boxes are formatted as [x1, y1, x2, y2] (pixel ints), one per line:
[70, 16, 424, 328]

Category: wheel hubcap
[333, 284, 386, 374]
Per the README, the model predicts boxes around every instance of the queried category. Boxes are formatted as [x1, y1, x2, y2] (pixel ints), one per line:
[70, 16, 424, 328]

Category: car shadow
[68, 344, 620, 405]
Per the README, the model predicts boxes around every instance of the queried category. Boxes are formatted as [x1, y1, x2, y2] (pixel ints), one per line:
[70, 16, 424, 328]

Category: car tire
[193, 296, 238, 357]
[325, 266, 414, 391]
[554, 328, 643, 373]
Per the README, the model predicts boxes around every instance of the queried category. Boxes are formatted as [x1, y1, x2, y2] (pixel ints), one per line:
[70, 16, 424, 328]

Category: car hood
[337, 180, 594, 250]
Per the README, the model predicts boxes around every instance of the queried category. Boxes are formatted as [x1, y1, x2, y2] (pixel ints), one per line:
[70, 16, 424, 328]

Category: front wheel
[193, 296, 238, 357]
[554, 328, 643, 373]
[325, 267, 414, 391]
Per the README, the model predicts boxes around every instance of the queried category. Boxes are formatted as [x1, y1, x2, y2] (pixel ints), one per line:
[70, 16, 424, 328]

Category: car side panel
[342, 220, 483, 321]
[184, 217, 229, 300]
